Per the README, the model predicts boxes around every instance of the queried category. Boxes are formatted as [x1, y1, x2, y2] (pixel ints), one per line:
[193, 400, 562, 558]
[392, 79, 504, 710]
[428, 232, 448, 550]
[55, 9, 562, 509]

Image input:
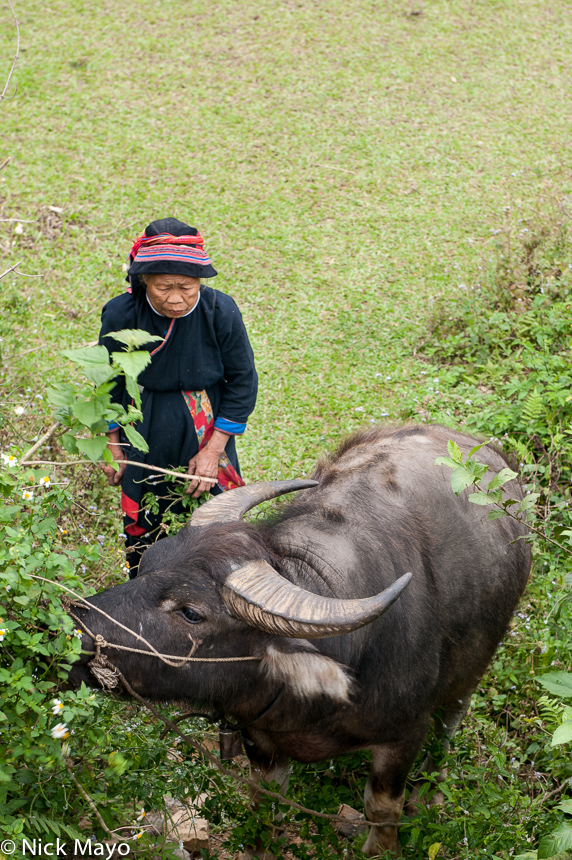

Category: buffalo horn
[189, 479, 319, 528]
[221, 559, 413, 639]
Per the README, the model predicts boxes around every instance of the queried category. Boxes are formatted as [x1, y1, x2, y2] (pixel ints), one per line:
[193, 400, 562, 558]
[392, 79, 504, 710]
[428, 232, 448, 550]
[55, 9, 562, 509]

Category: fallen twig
[20, 422, 60, 462]
[0, 0, 19, 103]
[532, 779, 570, 806]
[0, 261, 21, 281]
[311, 162, 357, 175]
[66, 766, 116, 839]
[9, 343, 48, 358]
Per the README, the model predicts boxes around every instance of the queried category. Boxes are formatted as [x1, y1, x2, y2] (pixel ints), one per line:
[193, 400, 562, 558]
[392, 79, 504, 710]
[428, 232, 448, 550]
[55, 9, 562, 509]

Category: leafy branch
[47, 329, 163, 464]
[435, 439, 570, 556]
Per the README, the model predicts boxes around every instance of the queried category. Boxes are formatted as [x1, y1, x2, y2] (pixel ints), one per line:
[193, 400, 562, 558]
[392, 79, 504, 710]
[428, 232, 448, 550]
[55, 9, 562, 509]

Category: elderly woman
[99, 218, 258, 576]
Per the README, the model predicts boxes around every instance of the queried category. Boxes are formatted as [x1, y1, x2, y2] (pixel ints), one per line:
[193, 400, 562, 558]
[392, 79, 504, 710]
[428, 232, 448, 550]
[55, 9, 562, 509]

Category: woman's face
[144, 274, 201, 317]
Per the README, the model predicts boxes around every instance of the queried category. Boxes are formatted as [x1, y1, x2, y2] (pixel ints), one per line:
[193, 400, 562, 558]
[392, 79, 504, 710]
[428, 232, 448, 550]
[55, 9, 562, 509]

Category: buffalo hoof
[362, 828, 401, 858]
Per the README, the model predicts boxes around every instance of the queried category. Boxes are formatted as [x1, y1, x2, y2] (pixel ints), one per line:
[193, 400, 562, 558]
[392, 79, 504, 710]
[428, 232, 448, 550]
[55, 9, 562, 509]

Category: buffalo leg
[362, 738, 424, 858]
[237, 742, 291, 860]
[245, 743, 291, 802]
[405, 694, 472, 815]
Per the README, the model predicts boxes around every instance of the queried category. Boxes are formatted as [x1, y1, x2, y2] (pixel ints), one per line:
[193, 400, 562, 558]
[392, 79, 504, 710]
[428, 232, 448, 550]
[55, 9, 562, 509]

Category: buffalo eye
[179, 607, 205, 624]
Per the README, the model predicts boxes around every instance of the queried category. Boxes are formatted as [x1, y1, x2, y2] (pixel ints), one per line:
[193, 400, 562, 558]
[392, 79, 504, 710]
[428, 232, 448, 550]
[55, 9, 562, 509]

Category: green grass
[2, 1, 572, 857]
[2, 0, 572, 475]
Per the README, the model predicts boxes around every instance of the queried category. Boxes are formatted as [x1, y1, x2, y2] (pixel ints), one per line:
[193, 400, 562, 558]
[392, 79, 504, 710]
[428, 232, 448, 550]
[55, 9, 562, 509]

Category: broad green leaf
[488, 509, 507, 520]
[124, 404, 143, 423]
[122, 424, 149, 453]
[514, 853, 538, 860]
[93, 380, 116, 396]
[60, 433, 79, 455]
[102, 447, 115, 465]
[519, 493, 540, 512]
[112, 350, 152, 380]
[46, 383, 76, 407]
[428, 843, 442, 860]
[446, 440, 463, 463]
[468, 443, 485, 458]
[125, 373, 142, 408]
[450, 465, 474, 495]
[63, 345, 115, 386]
[468, 461, 489, 482]
[487, 467, 519, 491]
[63, 344, 109, 364]
[107, 328, 163, 348]
[538, 672, 572, 699]
[72, 397, 107, 429]
[551, 720, 572, 747]
[75, 435, 109, 463]
[468, 490, 493, 506]
[0, 505, 21, 522]
[557, 800, 572, 815]
[538, 823, 572, 859]
[435, 456, 457, 468]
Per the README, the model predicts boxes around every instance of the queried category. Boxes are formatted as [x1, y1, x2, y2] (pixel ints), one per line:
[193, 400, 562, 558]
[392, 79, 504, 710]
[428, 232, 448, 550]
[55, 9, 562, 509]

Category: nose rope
[69, 611, 261, 679]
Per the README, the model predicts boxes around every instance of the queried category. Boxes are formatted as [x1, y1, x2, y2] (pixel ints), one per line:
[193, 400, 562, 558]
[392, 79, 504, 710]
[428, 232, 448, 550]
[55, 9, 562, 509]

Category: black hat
[127, 218, 217, 287]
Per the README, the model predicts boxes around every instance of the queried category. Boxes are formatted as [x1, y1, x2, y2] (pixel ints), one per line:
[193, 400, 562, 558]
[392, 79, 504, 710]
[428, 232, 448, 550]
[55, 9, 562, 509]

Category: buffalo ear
[261, 641, 353, 703]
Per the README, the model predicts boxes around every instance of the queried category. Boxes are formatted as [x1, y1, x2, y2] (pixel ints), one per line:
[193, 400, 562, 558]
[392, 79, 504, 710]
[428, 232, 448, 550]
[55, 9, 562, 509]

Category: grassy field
[1, 1, 572, 857]
[2, 0, 572, 475]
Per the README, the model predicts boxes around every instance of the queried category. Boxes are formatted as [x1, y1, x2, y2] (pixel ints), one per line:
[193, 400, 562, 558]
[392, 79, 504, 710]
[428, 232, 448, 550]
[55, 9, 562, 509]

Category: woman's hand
[102, 430, 127, 486]
[186, 429, 229, 498]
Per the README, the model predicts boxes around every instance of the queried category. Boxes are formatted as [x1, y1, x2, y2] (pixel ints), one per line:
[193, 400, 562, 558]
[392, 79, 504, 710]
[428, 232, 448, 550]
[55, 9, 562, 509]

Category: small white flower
[22, 489, 34, 501]
[354, 406, 365, 412]
[39, 476, 51, 487]
[74, 629, 83, 639]
[0, 628, 7, 641]
[1, 453, 18, 467]
[14, 223, 24, 235]
[51, 722, 69, 739]
[14, 405, 25, 416]
[51, 699, 64, 715]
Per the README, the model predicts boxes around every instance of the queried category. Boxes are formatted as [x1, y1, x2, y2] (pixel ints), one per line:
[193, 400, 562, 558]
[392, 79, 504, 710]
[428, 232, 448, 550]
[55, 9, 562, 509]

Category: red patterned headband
[129, 231, 205, 262]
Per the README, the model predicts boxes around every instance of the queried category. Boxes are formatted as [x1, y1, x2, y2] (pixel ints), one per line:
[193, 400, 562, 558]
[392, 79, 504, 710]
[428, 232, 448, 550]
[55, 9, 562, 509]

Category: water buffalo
[70, 424, 531, 856]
